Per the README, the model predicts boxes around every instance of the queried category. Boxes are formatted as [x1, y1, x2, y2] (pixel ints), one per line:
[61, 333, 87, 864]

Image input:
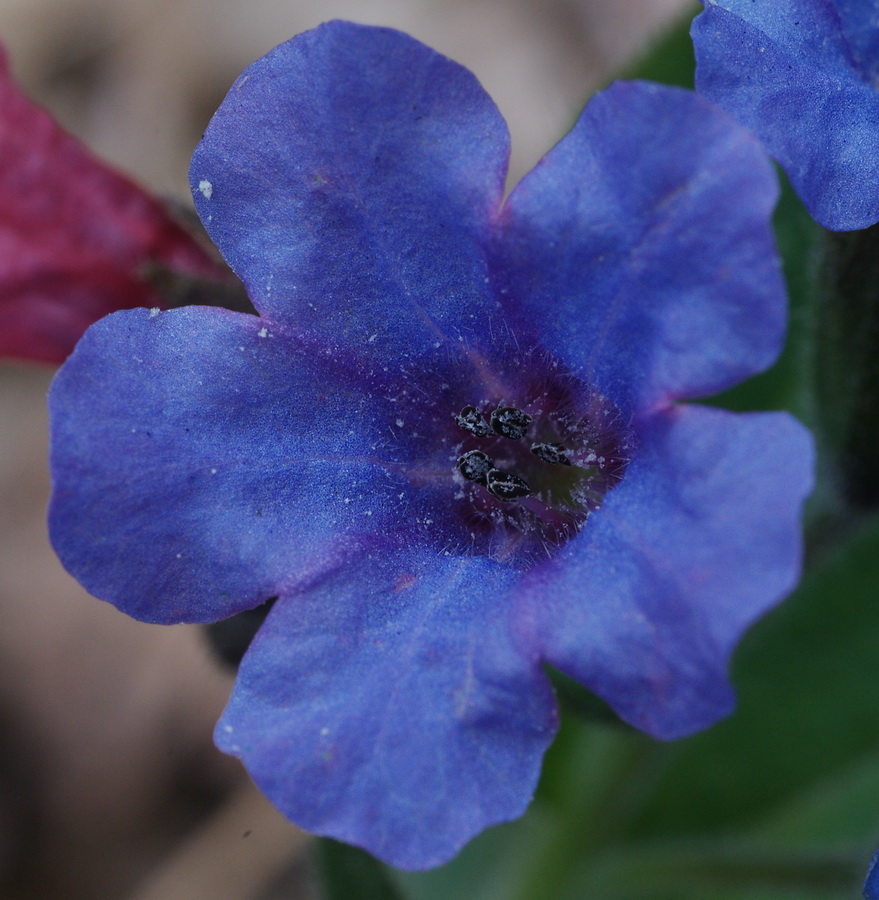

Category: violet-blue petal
[520, 405, 813, 739]
[190, 21, 511, 367]
[217, 549, 557, 870]
[48, 306, 434, 624]
[834, 1, 879, 83]
[693, 1, 879, 230]
[493, 81, 784, 417]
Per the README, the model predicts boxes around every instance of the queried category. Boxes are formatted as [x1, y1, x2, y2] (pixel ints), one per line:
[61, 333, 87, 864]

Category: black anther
[454, 406, 493, 437]
[457, 450, 494, 485]
[490, 406, 532, 440]
[486, 468, 532, 501]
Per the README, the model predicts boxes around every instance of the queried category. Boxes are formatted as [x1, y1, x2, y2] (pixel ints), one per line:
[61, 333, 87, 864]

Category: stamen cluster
[454, 404, 573, 502]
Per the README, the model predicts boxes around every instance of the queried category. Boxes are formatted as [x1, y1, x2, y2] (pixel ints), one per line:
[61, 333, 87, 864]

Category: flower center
[444, 374, 631, 566]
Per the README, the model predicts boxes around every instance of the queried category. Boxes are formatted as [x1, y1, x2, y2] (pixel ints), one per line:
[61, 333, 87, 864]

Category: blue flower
[48, 22, 813, 869]
[692, 0, 879, 231]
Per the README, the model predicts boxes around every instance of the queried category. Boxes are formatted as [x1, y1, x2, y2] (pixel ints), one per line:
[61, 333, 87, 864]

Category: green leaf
[560, 840, 860, 900]
[754, 750, 879, 847]
[392, 813, 556, 900]
[619, 3, 700, 88]
[317, 838, 408, 900]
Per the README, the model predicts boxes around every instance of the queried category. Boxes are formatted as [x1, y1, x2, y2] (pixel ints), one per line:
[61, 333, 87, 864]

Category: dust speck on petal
[199, 179, 213, 200]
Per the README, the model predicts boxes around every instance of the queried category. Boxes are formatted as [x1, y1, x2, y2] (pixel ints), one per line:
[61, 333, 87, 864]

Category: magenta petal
[0, 44, 219, 364]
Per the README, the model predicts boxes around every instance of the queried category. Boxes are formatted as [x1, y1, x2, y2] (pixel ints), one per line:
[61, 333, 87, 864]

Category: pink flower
[0, 43, 222, 364]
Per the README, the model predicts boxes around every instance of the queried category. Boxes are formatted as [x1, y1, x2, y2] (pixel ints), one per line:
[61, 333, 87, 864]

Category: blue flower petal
[693, 0, 879, 230]
[48, 306, 440, 624]
[522, 405, 813, 739]
[494, 81, 785, 417]
[216, 548, 557, 870]
[701, 0, 856, 69]
[834, 0, 879, 83]
[190, 21, 511, 367]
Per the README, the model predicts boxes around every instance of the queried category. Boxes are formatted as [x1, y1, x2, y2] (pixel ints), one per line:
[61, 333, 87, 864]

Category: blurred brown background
[0, 1, 690, 897]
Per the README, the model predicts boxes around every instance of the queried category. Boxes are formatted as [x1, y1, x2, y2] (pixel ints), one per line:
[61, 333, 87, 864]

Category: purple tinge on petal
[693, 0, 879, 230]
[217, 548, 557, 870]
[494, 80, 785, 418]
[48, 305, 446, 625]
[520, 404, 814, 739]
[190, 20, 513, 368]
